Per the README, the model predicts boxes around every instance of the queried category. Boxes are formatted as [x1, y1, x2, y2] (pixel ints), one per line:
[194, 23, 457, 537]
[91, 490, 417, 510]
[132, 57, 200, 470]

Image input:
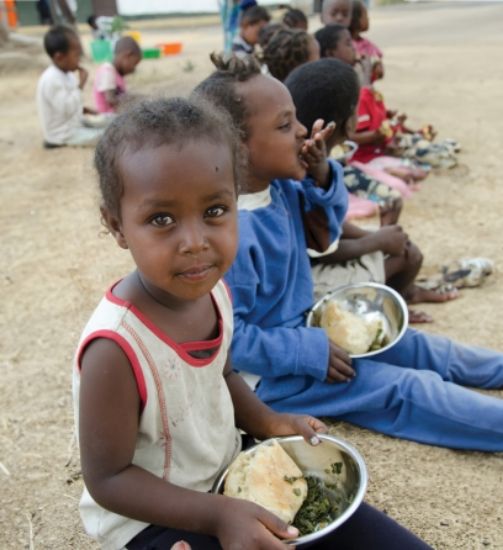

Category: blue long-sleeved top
[225, 160, 348, 403]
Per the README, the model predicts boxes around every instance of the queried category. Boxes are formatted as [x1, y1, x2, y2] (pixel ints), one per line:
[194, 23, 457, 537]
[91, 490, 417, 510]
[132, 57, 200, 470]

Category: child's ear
[53, 51, 64, 64]
[100, 206, 128, 249]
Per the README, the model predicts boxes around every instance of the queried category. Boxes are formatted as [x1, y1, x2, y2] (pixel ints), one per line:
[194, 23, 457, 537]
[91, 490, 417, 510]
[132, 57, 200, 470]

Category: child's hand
[327, 341, 355, 383]
[217, 498, 298, 549]
[372, 128, 387, 144]
[266, 412, 328, 446]
[397, 112, 408, 125]
[77, 66, 89, 90]
[375, 225, 408, 256]
[300, 119, 336, 187]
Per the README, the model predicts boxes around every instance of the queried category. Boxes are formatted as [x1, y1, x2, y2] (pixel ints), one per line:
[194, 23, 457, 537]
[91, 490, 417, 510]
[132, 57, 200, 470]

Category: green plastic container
[90, 39, 113, 63]
[142, 48, 161, 59]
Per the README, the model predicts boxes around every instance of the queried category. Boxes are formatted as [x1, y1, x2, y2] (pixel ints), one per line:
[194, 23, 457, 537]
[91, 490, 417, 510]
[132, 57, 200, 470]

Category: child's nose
[178, 222, 209, 254]
[297, 121, 308, 139]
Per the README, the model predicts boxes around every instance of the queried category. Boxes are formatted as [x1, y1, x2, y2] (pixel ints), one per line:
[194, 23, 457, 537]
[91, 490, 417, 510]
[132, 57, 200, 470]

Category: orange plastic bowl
[158, 42, 183, 55]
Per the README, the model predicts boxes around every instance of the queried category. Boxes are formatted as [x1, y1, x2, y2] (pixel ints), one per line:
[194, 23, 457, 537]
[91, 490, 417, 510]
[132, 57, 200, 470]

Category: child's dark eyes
[150, 214, 174, 227]
[205, 205, 227, 218]
[278, 122, 292, 131]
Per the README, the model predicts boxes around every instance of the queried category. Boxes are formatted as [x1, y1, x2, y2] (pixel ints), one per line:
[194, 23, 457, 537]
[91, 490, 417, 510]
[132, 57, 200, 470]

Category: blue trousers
[260, 329, 503, 451]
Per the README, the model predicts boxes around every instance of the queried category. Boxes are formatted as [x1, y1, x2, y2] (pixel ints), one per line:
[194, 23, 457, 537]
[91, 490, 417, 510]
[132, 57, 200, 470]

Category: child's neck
[244, 174, 271, 194]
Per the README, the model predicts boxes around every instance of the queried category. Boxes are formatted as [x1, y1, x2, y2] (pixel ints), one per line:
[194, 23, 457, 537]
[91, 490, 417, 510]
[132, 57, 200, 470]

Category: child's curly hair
[282, 8, 308, 30]
[95, 96, 242, 219]
[192, 53, 262, 140]
[261, 28, 313, 82]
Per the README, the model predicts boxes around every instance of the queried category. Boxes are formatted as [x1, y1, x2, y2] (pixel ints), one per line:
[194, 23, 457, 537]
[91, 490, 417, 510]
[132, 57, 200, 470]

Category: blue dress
[225, 161, 503, 451]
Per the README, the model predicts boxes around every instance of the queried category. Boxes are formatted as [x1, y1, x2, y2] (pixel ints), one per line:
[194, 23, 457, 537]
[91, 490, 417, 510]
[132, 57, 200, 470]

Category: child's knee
[406, 241, 423, 271]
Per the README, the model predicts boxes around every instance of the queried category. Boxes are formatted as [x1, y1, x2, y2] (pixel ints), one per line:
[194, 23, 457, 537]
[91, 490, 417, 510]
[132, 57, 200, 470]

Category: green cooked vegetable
[292, 476, 348, 536]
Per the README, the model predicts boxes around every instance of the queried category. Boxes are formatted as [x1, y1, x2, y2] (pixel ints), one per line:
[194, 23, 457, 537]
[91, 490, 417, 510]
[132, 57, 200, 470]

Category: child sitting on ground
[195, 54, 503, 453]
[93, 36, 141, 114]
[232, 4, 271, 58]
[285, 58, 459, 320]
[354, 58, 459, 170]
[75, 96, 430, 550]
[315, 23, 428, 186]
[36, 25, 105, 148]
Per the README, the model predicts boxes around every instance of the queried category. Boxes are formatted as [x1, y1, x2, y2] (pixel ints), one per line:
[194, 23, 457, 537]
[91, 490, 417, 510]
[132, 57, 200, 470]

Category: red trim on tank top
[77, 330, 147, 410]
[105, 281, 225, 368]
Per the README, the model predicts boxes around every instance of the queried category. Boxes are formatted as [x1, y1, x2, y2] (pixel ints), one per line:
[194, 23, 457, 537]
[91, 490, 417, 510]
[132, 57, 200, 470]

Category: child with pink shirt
[93, 36, 141, 114]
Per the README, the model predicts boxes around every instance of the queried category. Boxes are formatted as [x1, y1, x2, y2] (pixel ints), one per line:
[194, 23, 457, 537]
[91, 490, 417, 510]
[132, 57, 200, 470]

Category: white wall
[116, 0, 297, 16]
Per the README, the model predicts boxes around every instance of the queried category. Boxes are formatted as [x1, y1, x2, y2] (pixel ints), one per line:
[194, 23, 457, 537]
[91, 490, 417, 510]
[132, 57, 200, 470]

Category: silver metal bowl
[330, 140, 358, 163]
[306, 282, 408, 359]
[212, 434, 367, 548]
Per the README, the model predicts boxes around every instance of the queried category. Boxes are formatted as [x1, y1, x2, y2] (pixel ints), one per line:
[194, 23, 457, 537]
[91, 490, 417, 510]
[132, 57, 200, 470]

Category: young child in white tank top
[73, 96, 327, 550]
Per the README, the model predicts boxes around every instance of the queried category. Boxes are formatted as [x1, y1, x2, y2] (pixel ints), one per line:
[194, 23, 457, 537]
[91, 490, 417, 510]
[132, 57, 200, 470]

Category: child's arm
[348, 127, 386, 146]
[228, 274, 354, 384]
[79, 338, 297, 549]
[224, 357, 327, 442]
[314, 221, 409, 264]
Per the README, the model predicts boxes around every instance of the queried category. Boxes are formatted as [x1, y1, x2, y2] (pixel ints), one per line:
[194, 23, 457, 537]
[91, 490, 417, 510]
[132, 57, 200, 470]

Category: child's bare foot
[385, 166, 428, 182]
[408, 308, 434, 324]
[405, 284, 460, 304]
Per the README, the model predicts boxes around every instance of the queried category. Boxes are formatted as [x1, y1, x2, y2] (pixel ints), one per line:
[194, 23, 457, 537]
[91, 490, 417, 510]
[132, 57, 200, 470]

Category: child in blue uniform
[75, 96, 430, 550]
[195, 55, 503, 452]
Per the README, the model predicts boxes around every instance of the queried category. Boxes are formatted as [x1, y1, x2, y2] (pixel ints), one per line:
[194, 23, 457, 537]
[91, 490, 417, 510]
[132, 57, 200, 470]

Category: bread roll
[224, 440, 307, 523]
[320, 301, 380, 355]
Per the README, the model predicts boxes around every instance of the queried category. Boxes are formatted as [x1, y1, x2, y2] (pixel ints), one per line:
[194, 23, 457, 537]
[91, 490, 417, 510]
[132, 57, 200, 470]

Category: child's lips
[177, 264, 214, 282]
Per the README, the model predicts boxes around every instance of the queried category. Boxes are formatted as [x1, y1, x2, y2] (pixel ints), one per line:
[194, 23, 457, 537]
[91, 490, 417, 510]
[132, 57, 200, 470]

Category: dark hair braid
[193, 53, 262, 139]
[261, 28, 312, 82]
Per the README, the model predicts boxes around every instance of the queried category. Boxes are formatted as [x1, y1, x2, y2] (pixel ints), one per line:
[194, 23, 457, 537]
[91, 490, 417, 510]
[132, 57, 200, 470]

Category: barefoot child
[93, 36, 142, 114]
[195, 55, 503, 453]
[285, 58, 459, 318]
[36, 25, 105, 148]
[74, 97, 426, 549]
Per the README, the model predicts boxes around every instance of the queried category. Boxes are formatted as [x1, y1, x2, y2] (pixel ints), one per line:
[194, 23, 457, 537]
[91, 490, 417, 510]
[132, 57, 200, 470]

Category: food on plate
[320, 300, 386, 355]
[293, 475, 347, 536]
[223, 440, 307, 523]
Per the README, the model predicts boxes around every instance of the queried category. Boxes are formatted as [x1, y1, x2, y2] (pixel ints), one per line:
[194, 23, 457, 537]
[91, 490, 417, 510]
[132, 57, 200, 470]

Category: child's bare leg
[386, 242, 459, 312]
[379, 197, 403, 226]
[385, 243, 433, 323]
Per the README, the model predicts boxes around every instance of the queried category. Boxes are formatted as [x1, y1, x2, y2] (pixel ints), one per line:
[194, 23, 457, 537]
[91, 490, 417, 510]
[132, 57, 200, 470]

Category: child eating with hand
[195, 54, 503, 455]
[37, 25, 105, 148]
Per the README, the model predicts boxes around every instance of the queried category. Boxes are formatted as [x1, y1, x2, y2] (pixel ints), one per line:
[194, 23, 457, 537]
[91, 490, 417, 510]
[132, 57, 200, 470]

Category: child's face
[109, 140, 238, 304]
[117, 51, 141, 76]
[321, 0, 352, 27]
[328, 29, 357, 66]
[359, 7, 369, 32]
[307, 36, 321, 62]
[238, 75, 308, 187]
[54, 35, 82, 72]
[242, 20, 269, 46]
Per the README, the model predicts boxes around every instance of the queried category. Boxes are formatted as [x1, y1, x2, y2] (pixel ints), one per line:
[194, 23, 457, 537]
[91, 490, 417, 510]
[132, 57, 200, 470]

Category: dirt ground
[1, 2, 503, 549]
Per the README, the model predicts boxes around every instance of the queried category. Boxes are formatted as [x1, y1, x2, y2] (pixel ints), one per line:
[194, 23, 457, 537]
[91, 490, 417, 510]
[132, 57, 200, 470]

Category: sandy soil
[1, 3, 503, 548]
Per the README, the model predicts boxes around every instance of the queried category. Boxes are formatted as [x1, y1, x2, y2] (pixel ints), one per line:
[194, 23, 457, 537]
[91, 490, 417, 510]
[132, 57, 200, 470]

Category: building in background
[6, 0, 313, 27]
